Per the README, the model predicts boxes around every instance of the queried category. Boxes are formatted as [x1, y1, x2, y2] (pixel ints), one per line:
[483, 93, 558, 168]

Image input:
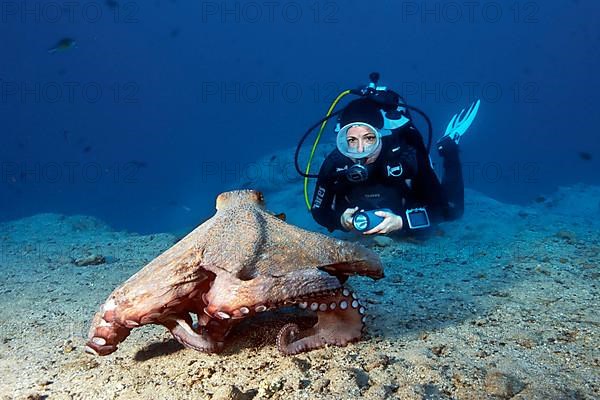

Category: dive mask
[336, 122, 382, 182]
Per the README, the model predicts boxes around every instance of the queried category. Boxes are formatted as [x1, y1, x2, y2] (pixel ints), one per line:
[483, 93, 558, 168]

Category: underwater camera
[352, 208, 431, 232]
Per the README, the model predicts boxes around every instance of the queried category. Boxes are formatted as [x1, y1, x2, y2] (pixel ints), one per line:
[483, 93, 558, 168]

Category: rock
[310, 377, 330, 393]
[73, 254, 106, 266]
[212, 384, 248, 400]
[291, 357, 311, 372]
[256, 377, 284, 399]
[555, 230, 576, 242]
[372, 236, 394, 248]
[484, 370, 525, 398]
[419, 383, 450, 399]
[475, 350, 490, 358]
[512, 385, 586, 400]
[363, 384, 393, 400]
[364, 352, 391, 371]
[514, 336, 536, 349]
[556, 330, 578, 343]
[25, 394, 47, 400]
[62, 340, 75, 354]
[431, 344, 448, 357]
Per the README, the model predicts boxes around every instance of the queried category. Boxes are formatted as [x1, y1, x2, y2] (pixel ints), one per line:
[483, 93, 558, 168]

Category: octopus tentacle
[203, 269, 346, 319]
[277, 287, 365, 355]
[85, 311, 131, 356]
[277, 323, 302, 351]
[162, 314, 224, 353]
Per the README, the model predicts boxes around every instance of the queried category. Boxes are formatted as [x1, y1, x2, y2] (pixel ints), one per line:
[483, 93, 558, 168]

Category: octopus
[85, 190, 383, 356]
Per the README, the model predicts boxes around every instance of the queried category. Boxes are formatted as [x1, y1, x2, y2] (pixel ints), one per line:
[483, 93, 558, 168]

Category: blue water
[1, 1, 599, 233]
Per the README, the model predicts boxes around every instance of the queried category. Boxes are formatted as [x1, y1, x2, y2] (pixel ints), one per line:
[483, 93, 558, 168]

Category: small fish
[534, 196, 546, 203]
[48, 38, 77, 54]
[578, 151, 592, 161]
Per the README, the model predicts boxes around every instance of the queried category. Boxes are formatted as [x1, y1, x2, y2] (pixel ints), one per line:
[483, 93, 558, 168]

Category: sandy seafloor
[1, 169, 599, 399]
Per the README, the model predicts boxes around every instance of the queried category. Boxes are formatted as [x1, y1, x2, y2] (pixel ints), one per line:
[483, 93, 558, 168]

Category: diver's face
[346, 125, 377, 154]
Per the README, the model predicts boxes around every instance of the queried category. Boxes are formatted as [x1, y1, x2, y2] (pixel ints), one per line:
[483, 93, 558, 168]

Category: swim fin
[442, 99, 480, 144]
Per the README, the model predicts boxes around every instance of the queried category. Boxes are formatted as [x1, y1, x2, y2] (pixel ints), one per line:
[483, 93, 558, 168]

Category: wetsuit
[311, 123, 464, 232]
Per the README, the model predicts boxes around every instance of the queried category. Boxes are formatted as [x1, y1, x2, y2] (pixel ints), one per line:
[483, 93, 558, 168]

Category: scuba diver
[295, 73, 480, 235]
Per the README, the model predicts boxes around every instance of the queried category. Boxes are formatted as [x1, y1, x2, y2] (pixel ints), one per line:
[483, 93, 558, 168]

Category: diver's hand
[437, 135, 460, 159]
[363, 210, 403, 235]
[340, 207, 359, 231]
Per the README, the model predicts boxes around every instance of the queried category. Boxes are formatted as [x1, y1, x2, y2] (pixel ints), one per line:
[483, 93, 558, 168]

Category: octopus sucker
[215, 311, 231, 320]
[85, 190, 383, 357]
[91, 337, 106, 346]
[239, 307, 250, 315]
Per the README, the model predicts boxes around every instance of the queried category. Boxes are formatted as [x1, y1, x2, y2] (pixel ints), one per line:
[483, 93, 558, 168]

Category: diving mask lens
[336, 122, 381, 160]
